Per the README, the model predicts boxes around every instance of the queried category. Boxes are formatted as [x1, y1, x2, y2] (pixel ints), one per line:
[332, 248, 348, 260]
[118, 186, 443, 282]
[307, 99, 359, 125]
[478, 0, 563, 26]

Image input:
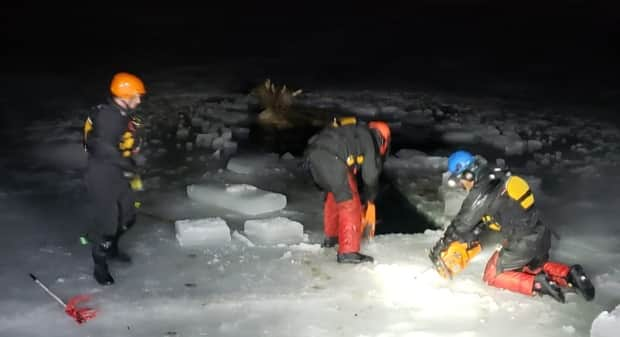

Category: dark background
[1, 1, 619, 130]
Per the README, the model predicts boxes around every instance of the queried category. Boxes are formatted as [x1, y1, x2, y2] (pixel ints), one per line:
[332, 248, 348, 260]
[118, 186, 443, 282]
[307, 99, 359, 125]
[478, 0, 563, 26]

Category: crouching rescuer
[82, 72, 147, 285]
[304, 117, 391, 264]
[429, 150, 595, 303]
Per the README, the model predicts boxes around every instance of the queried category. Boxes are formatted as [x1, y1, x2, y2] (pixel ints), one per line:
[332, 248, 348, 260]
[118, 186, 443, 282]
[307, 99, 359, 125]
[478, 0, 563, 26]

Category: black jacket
[84, 99, 136, 171]
[305, 123, 383, 201]
[445, 165, 542, 245]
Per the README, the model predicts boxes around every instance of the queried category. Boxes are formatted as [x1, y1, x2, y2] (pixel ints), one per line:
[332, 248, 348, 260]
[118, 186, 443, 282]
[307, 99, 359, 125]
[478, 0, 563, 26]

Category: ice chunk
[505, 140, 526, 156]
[590, 304, 620, 337]
[212, 136, 226, 149]
[441, 131, 478, 144]
[243, 217, 304, 245]
[191, 117, 204, 128]
[196, 133, 217, 148]
[341, 102, 378, 117]
[281, 152, 295, 160]
[174, 217, 231, 248]
[527, 140, 543, 152]
[200, 121, 211, 133]
[220, 127, 233, 140]
[187, 183, 287, 216]
[380, 105, 406, 117]
[385, 151, 447, 171]
[185, 142, 193, 151]
[226, 153, 280, 175]
[176, 128, 190, 140]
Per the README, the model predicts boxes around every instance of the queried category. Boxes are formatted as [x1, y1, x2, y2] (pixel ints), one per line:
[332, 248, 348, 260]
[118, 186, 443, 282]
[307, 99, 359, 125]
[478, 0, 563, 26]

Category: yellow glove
[430, 241, 482, 279]
[130, 175, 144, 191]
[360, 201, 376, 240]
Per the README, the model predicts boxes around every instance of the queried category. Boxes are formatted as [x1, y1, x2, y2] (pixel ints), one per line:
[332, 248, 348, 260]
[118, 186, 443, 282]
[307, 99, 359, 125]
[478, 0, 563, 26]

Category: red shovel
[29, 273, 97, 324]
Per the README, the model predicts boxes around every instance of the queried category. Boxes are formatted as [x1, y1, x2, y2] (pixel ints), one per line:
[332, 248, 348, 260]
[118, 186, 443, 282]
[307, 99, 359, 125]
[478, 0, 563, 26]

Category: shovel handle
[30, 273, 67, 308]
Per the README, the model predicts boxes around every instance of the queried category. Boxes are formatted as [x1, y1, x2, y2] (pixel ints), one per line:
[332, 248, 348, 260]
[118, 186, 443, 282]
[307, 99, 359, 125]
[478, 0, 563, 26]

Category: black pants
[307, 149, 354, 202]
[84, 160, 136, 244]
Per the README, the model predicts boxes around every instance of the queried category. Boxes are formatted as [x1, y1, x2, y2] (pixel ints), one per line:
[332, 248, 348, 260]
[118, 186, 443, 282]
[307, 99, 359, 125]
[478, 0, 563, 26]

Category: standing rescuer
[429, 150, 595, 303]
[82, 72, 146, 285]
[304, 117, 391, 264]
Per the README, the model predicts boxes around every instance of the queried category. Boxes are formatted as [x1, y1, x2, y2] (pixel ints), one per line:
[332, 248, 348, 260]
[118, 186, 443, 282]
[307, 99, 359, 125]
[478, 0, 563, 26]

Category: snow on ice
[590, 304, 620, 337]
[243, 217, 304, 245]
[175, 217, 231, 247]
[186, 183, 287, 216]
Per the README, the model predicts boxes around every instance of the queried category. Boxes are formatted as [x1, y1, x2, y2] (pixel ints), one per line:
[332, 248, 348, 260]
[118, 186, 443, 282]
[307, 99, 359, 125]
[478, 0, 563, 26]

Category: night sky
[1, 2, 619, 115]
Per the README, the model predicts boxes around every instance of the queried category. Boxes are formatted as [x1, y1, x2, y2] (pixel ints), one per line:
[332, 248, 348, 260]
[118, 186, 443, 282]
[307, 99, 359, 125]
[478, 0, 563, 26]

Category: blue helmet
[447, 150, 475, 175]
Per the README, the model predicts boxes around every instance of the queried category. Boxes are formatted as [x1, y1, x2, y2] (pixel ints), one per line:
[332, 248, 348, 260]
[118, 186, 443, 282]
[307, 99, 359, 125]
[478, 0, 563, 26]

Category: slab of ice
[176, 128, 190, 140]
[196, 133, 217, 148]
[527, 140, 543, 152]
[591, 304, 620, 337]
[187, 183, 287, 216]
[226, 153, 281, 175]
[191, 117, 204, 128]
[505, 140, 526, 156]
[441, 131, 478, 144]
[243, 217, 304, 245]
[174, 217, 231, 248]
[385, 151, 446, 171]
[281, 152, 295, 160]
[220, 128, 233, 140]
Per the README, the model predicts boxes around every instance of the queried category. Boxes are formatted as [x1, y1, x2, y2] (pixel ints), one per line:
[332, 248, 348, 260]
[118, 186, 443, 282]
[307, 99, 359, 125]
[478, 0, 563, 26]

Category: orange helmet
[110, 72, 146, 99]
[368, 121, 391, 156]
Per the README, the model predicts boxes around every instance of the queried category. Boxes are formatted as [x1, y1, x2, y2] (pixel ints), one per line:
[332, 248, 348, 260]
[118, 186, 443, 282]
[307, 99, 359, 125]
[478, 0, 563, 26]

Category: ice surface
[6, 75, 620, 337]
[187, 183, 287, 216]
[226, 153, 281, 175]
[590, 304, 620, 337]
[243, 217, 304, 245]
[174, 217, 231, 247]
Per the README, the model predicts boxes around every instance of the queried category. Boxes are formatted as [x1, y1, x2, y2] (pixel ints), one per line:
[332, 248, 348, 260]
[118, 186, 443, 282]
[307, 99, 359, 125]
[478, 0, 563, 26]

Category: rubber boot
[92, 242, 114, 285]
[337, 252, 374, 264]
[533, 272, 565, 303]
[566, 264, 595, 301]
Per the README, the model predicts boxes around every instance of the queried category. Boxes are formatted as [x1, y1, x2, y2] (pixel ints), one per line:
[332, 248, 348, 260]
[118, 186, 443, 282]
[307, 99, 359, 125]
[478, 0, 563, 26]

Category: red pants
[483, 251, 570, 296]
[324, 172, 362, 254]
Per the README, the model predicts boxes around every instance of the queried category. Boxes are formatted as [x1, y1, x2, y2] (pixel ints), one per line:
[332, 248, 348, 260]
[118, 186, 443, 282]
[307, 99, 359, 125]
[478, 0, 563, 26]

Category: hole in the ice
[374, 175, 438, 235]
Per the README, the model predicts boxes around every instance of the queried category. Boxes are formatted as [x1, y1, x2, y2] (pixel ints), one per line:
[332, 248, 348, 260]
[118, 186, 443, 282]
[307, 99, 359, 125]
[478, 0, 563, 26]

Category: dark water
[374, 178, 438, 234]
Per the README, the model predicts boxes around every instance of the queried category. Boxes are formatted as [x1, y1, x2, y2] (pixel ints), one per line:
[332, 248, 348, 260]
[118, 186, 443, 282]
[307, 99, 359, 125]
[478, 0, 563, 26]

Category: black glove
[443, 225, 478, 248]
